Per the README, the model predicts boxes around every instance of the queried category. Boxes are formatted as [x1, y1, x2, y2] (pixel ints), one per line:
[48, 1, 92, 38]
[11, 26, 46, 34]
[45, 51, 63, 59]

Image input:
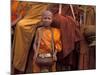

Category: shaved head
[41, 10, 53, 27]
[42, 10, 53, 17]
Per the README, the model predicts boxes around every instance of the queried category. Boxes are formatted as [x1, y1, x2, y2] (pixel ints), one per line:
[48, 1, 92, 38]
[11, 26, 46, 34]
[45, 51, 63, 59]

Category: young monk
[33, 10, 62, 72]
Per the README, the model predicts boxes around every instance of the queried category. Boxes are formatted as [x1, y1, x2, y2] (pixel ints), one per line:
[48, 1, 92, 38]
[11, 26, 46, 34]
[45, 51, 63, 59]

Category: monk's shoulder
[52, 27, 60, 33]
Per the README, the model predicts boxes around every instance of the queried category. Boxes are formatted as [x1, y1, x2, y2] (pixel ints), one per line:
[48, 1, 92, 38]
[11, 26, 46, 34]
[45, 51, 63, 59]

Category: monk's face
[42, 11, 53, 27]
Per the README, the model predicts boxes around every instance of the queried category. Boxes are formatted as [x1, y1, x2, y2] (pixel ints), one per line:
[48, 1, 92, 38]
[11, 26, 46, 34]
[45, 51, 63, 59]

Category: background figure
[12, 2, 49, 74]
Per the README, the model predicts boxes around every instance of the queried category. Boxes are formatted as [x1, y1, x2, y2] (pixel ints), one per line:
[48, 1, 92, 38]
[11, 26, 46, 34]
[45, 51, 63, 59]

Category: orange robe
[32, 27, 62, 72]
[34, 27, 62, 54]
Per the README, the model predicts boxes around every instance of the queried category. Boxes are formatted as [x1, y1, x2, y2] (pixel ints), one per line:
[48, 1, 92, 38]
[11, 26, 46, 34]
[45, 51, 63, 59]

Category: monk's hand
[53, 50, 57, 61]
[53, 55, 57, 62]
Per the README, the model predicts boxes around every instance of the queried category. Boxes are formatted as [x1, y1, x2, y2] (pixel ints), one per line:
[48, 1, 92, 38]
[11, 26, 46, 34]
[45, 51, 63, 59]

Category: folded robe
[12, 3, 49, 72]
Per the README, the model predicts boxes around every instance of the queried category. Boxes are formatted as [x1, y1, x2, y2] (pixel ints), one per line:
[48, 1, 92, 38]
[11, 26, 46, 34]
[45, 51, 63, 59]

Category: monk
[53, 14, 82, 70]
[32, 10, 62, 72]
[12, 3, 49, 74]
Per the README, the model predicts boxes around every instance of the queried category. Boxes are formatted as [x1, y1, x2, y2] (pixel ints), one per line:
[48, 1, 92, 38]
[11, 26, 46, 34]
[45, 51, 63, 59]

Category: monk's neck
[43, 26, 51, 29]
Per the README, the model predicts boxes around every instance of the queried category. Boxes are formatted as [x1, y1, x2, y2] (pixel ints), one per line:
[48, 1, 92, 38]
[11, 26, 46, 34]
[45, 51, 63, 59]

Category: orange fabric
[11, 1, 27, 21]
[11, 1, 19, 21]
[12, 3, 49, 71]
[35, 27, 62, 54]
